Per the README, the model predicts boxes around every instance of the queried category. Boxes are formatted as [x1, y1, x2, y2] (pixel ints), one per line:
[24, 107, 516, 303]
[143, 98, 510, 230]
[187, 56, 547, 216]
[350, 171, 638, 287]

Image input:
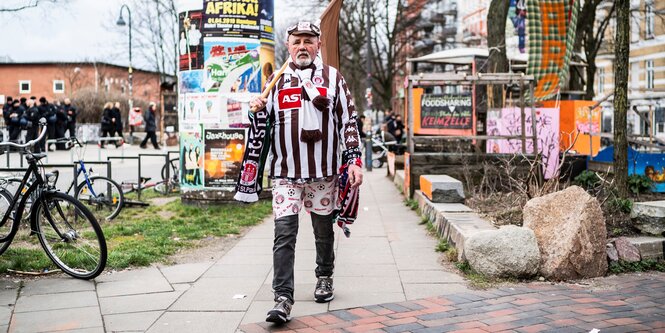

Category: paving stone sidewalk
[1, 168, 664, 333]
[239, 272, 665, 333]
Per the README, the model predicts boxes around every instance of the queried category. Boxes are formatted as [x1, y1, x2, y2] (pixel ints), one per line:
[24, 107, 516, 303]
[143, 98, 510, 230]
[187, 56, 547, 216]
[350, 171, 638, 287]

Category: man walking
[63, 98, 78, 139]
[240, 21, 363, 324]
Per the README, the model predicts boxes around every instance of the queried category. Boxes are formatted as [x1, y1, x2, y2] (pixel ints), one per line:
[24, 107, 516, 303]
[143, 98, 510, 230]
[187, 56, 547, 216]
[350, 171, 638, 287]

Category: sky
[0, 0, 316, 71]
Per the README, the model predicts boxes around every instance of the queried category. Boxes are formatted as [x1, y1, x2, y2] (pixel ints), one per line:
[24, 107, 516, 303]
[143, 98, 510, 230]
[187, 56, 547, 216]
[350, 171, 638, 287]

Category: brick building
[0, 61, 164, 105]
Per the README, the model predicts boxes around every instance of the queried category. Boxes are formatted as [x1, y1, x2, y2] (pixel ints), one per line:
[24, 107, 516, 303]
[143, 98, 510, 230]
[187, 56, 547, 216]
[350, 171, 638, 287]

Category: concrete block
[420, 175, 465, 203]
[438, 212, 497, 260]
[627, 236, 665, 260]
[631, 201, 665, 235]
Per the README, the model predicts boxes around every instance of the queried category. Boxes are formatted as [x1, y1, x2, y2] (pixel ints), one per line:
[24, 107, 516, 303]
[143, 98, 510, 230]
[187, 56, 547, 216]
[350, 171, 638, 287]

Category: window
[53, 80, 65, 94]
[19, 80, 30, 93]
[631, 15, 640, 43]
[646, 60, 655, 90]
[598, 68, 605, 93]
[646, 1, 655, 39]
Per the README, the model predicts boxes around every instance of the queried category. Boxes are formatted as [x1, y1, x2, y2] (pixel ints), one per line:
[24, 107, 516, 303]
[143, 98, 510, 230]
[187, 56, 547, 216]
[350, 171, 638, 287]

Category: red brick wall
[0, 63, 162, 104]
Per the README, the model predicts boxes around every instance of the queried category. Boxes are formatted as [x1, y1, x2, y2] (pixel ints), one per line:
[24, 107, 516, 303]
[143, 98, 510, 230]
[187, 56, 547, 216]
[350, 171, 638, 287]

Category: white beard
[295, 54, 312, 67]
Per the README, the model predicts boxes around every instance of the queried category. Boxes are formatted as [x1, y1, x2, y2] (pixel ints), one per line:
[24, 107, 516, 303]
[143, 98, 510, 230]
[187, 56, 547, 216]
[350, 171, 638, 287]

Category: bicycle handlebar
[0, 118, 47, 150]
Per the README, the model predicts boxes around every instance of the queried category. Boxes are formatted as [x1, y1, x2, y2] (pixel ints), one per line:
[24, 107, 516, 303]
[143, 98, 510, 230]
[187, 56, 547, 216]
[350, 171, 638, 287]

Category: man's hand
[249, 96, 267, 112]
[348, 164, 363, 188]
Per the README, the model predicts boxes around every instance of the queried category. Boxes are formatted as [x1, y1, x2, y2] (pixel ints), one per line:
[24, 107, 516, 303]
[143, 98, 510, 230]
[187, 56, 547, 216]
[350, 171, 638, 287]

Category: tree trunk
[614, 0, 630, 197]
[585, 61, 597, 100]
[487, 0, 510, 108]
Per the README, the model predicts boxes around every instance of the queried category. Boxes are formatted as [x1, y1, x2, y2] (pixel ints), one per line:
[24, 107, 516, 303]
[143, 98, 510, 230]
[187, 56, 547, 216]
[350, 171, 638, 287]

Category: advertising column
[177, 0, 274, 194]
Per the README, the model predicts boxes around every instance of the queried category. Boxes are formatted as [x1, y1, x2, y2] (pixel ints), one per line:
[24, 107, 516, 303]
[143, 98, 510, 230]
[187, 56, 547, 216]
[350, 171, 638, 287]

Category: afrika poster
[179, 127, 204, 189]
[203, 38, 261, 93]
[178, 2, 204, 71]
[203, 0, 274, 41]
[203, 129, 247, 187]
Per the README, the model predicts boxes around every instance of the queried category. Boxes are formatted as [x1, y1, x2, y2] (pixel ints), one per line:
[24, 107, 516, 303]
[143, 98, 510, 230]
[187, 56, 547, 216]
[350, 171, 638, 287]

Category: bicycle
[0, 120, 107, 279]
[55, 137, 124, 222]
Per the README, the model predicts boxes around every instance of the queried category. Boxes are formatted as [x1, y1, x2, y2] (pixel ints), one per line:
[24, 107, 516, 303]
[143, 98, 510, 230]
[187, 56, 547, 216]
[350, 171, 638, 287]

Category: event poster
[203, 38, 262, 93]
[180, 128, 204, 188]
[259, 44, 275, 87]
[419, 94, 473, 130]
[178, 2, 204, 71]
[202, 0, 273, 42]
[224, 93, 252, 127]
[203, 129, 247, 187]
[179, 93, 229, 125]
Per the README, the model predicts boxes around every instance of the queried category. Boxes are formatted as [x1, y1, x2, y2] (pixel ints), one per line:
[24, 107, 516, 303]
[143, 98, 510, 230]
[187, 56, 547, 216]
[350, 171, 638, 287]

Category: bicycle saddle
[140, 177, 152, 183]
[25, 153, 47, 162]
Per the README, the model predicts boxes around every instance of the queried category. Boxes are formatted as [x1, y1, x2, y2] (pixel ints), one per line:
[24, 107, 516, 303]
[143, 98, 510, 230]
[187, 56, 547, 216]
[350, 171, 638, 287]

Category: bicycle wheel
[161, 158, 180, 182]
[0, 188, 17, 256]
[3, 177, 33, 223]
[75, 176, 124, 221]
[34, 191, 107, 279]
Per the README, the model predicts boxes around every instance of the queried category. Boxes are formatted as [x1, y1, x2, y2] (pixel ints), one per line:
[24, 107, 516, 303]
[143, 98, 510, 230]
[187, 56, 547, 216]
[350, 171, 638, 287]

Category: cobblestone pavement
[239, 272, 665, 333]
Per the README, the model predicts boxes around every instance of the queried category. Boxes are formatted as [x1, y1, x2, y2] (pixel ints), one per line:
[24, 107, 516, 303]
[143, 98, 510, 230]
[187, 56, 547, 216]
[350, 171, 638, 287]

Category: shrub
[627, 174, 654, 194]
[574, 170, 601, 190]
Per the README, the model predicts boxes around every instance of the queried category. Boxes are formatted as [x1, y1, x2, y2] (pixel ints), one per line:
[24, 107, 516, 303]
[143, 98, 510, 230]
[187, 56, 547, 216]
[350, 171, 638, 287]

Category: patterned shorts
[272, 177, 338, 219]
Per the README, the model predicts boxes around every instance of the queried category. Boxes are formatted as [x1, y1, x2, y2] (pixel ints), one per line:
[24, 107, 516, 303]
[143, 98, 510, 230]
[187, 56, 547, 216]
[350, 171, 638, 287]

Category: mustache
[297, 52, 310, 57]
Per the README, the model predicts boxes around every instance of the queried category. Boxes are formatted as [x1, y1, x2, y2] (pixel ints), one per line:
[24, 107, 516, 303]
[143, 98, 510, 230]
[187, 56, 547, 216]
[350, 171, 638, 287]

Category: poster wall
[203, 129, 246, 187]
[486, 107, 560, 179]
[178, 0, 274, 192]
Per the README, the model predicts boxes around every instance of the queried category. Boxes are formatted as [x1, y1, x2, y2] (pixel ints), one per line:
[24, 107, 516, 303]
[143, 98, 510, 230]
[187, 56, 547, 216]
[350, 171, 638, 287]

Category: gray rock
[523, 186, 608, 280]
[464, 225, 540, 278]
[606, 243, 619, 262]
[631, 201, 665, 236]
[614, 237, 640, 262]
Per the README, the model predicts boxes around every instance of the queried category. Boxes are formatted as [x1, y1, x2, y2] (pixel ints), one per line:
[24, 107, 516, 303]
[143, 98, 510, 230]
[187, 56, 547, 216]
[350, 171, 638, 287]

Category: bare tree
[0, 0, 66, 12]
[613, 0, 630, 197]
[486, 0, 510, 107]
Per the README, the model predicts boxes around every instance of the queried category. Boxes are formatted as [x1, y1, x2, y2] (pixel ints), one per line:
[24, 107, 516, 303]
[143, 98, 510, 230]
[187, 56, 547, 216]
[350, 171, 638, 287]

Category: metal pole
[365, 0, 375, 127]
[118, 5, 133, 114]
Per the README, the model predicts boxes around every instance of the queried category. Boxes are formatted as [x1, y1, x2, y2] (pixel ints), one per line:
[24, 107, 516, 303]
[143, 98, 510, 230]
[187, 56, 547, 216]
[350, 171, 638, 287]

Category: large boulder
[523, 186, 608, 280]
[464, 225, 540, 278]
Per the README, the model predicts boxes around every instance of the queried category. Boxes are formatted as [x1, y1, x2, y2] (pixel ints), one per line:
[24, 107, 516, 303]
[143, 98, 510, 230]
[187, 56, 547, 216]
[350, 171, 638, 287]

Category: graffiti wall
[486, 107, 560, 178]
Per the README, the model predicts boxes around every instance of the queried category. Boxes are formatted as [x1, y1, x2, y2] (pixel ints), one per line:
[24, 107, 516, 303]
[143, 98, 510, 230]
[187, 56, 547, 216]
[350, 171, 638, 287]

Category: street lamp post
[117, 4, 133, 113]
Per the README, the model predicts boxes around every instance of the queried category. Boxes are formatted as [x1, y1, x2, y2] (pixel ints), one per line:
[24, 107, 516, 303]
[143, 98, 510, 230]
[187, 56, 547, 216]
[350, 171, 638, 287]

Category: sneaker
[314, 276, 334, 303]
[266, 296, 292, 324]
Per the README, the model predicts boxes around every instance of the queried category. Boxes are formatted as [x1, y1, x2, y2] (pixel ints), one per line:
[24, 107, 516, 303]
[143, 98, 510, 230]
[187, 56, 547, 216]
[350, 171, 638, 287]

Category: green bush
[628, 174, 654, 194]
[574, 170, 601, 189]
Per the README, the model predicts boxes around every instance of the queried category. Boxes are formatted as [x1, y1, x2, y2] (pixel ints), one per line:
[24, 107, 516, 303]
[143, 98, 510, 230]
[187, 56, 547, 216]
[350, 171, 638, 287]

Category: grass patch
[609, 259, 665, 274]
[404, 198, 418, 211]
[0, 198, 273, 274]
[435, 239, 450, 253]
[455, 261, 493, 289]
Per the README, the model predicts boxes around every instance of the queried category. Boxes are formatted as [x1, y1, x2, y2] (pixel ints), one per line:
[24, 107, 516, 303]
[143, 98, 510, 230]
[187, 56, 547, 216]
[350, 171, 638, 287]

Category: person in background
[6, 99, 24, 143]
[387, 114, 405, 143]
[38, 97, 55, 151]
[128, 107, 143, 145]
[100, 102, 114, 148]
[24, 99, 41, 153]
[111, 102, 124, 147]
[54, 100, 68, 149]
[140, 102, 160, 149]
[3, 96, 13, 115]
[63, 98, 78, 139]
[357, 115, 367, 140]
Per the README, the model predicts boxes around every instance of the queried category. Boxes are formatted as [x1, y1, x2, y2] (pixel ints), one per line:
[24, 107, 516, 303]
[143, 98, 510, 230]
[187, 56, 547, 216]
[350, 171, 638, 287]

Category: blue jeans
[272, 212, 335, 303]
